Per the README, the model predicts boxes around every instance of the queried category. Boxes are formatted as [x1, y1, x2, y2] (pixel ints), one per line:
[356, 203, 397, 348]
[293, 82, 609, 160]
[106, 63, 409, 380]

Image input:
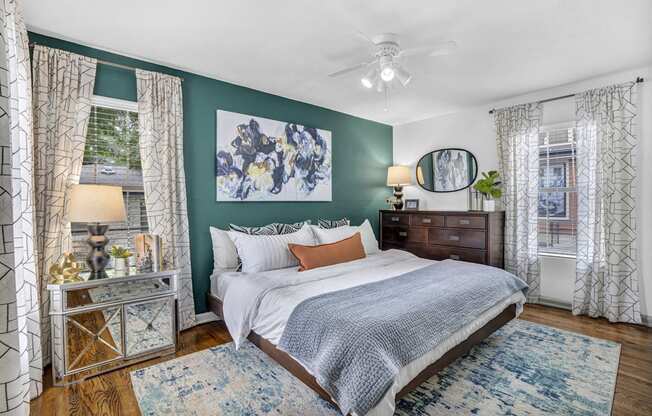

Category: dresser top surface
[380, 209, 504, 215]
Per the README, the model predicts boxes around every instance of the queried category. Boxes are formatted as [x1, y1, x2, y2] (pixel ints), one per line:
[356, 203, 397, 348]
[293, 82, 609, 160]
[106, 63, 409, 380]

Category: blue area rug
[130, 320, 620, 415]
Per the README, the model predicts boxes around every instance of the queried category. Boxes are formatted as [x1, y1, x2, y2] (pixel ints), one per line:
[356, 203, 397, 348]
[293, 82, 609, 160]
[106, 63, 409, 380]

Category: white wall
[394, 66, 652, 320]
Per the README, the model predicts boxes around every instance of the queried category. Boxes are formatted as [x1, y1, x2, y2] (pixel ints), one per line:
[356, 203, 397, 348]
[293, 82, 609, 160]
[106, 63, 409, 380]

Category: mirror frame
[415, 147, 479, 193]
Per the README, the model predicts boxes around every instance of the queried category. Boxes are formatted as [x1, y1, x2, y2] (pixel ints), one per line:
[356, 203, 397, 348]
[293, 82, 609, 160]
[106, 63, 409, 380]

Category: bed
[207, 249, 526, 416]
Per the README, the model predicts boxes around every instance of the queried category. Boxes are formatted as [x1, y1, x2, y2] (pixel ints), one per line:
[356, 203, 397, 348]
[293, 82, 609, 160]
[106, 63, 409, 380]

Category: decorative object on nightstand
[134, 233, 163, 273]
[473, 170, 502, 212]
[47, 268, 179, 385]
[387, 165, 411, 210]
[69, 184, 127, 280]
[404, 199, 419, 210]
[110, 245, 132, 275]
[48, 252, 83, 284]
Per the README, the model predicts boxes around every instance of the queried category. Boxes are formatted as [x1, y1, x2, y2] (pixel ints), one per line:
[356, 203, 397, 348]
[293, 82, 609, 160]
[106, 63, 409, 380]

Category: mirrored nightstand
[47, 268, 178, 386]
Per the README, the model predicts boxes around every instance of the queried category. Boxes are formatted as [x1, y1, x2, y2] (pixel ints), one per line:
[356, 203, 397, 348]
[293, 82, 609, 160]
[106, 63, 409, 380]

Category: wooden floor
[31, 304, 652, 416]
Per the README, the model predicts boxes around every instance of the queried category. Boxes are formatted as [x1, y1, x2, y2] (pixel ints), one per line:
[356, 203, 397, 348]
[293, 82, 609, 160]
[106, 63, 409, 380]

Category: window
[71, 97, 147, 266]
[538, 126, 577, 256]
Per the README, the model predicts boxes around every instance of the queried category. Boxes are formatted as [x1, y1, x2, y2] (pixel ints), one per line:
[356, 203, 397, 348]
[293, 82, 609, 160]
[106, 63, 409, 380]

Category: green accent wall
[29, 32, 393, 314]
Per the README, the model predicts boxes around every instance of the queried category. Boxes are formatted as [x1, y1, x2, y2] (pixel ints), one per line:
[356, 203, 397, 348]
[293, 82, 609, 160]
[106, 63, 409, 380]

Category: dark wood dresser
[379, 210, 505, 268]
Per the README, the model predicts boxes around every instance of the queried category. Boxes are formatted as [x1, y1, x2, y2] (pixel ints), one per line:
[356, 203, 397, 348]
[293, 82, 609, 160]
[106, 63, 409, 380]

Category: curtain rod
[28, 42, 184, 81]
[488, 76, 644, 114]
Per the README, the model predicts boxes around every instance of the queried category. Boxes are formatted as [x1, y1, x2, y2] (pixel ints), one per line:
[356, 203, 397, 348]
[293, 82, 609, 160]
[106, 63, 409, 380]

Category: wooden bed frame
[206, 291, 517, 408]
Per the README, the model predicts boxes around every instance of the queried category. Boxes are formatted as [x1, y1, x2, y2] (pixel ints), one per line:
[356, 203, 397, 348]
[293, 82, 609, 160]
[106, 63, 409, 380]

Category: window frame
[537, 122, 577, 258]
[71, 95, 147, 251]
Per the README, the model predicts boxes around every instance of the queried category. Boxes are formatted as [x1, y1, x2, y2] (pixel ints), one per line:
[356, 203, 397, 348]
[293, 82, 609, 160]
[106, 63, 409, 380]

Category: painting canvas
[433, 149, 474, 192]
[216, 110, 332, 201]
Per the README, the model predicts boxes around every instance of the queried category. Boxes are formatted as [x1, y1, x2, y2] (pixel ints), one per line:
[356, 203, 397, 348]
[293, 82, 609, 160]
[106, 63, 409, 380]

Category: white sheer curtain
[573, 81, 641, 323]
[0, 0, 42, 413]
[495, 103, 543, 301]
[136, 69, 196, 330]
[32, 45, 97, 364]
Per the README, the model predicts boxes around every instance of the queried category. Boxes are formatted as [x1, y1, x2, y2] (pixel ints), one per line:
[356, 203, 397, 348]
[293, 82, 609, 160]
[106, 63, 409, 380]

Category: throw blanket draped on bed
[278, 260, 528, 416]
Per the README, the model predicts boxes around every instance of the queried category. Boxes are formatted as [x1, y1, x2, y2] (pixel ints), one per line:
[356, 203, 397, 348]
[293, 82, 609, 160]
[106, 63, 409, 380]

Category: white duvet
[216, 249, 525, 416]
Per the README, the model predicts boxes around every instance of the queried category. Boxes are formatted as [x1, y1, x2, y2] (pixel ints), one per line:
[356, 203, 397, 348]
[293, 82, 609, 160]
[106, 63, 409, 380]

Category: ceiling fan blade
[328, 60, 374, 78]
[354, 30, 374, 44]
[400, 41, 458, 58]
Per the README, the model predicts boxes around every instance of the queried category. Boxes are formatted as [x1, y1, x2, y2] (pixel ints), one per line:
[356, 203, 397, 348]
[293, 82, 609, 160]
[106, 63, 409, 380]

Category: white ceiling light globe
[380, 66, 395, 82]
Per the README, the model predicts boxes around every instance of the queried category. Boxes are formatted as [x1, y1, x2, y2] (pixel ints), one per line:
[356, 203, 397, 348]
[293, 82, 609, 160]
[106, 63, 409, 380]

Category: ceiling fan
[328, 33, 457, 93]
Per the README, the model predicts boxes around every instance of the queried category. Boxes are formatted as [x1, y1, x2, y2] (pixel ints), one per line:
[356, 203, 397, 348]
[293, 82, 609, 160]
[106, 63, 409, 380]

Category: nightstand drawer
[64, 276, 174, 310]
[428, 228, 486, 249]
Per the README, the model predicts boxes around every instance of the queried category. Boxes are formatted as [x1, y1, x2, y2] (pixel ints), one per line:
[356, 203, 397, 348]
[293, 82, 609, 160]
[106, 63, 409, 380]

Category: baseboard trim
[535, 297, 652, 327]
[195, 311, 220, 324]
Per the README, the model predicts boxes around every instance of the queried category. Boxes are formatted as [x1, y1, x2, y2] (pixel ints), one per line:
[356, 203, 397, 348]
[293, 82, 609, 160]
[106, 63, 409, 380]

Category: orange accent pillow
[289, 232, 366, 271]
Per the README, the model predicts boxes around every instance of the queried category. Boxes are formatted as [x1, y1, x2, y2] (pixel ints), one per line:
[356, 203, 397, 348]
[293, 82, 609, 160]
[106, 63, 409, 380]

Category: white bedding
[214, 249, 525, 416]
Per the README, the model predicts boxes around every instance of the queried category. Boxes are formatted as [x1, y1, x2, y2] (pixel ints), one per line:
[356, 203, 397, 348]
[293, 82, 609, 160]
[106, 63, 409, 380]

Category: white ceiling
[25, 0, 652, 125]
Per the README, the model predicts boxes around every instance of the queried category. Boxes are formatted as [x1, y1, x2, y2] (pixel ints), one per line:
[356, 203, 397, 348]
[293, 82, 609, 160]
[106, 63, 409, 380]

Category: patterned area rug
[130, 320, 620, 415]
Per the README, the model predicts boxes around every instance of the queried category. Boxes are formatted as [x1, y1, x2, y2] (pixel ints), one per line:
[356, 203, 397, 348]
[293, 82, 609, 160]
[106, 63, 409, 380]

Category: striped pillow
[228, 222, 277, 235]
[274, 220, 311, 234]
[318, 218, 350, 229]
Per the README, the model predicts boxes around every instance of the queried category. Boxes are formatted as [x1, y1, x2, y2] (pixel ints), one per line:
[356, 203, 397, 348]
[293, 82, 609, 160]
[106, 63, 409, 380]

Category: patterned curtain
[136, 69, 196, 330]
[0, 0, 43, 411]
[495, 103, 542, 302]
[573, 82, 641, 323]
[32, 46, 97, 364]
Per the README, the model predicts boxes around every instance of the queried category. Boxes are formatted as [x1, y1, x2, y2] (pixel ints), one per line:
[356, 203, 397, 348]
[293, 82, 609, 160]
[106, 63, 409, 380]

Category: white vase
[114, 257, 130, 275]
[483, 199, 496, 212]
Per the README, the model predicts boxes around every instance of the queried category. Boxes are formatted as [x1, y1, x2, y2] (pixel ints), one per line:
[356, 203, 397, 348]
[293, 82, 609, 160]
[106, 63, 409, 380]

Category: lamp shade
[387, 165, 411, 186]
[68, 184, 127, 223]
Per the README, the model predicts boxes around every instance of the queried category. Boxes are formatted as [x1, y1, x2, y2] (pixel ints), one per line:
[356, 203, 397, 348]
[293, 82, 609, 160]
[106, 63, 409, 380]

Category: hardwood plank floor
[31, 304, 652, 416]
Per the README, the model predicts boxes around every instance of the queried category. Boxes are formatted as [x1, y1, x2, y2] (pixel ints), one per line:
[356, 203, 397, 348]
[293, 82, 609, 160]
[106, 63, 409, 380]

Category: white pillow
[227, 225, 316, 273]
[209, 226, 239, 271]
[311, 219, 380, 255]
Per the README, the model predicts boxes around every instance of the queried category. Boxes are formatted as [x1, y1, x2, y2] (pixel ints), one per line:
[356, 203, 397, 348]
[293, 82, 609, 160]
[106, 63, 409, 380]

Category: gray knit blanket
[278, 260, 528, 416]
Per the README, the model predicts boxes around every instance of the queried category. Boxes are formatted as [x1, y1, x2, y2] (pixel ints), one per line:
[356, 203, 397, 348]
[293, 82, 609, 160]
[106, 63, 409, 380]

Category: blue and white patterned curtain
[0, 0, 42, 413]
[136, 70, 196, 330]
[573, 82, 641, 323]
[495, 103, 542, 302]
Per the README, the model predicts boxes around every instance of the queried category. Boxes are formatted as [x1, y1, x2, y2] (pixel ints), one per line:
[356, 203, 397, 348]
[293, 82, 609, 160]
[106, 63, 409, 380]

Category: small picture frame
[404, 199, 419, 211]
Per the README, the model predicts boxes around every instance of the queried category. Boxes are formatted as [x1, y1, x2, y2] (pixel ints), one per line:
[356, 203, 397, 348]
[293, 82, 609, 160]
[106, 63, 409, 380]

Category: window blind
[72, 105, 148, 264]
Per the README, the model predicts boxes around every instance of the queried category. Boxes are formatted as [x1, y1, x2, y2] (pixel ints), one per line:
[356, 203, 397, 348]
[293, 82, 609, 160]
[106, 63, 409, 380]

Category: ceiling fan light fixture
[380, 65, 395, 82]
[395, 65, 412, 87]
[375, 76, 386, 93]
[360, 68, 377, 88]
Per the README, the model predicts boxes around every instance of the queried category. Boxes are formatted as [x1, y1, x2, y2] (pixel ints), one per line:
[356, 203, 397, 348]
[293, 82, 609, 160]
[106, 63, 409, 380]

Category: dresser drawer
[382, 213, 410, 226]
[445, 215, 486, 229]
[428, 245, 487, 264]
[382, 226, 427, 243]
[411, 214, 445, 227]
[428, 228, 486, 249]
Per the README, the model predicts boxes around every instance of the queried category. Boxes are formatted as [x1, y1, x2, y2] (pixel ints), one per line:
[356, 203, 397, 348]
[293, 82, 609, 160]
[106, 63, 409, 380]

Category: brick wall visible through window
[72, 101, 147, 267]
[538, 127, 577, 256]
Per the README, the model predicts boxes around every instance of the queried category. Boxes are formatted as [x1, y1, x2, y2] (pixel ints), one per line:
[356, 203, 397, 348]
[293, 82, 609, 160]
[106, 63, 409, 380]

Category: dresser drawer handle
[449, 254, 461, 260]
[449, 235, 460, 241]
[422, 218, 432, 224]
[391, 216, 400, 222]
[459, 219, 470, 225]
[398, 231, 408, 237]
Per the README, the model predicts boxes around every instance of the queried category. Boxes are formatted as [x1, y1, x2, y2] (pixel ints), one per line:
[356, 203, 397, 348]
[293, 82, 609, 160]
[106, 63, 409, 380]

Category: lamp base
[393, 186, 404, 210]
[86, 223, 111, 279]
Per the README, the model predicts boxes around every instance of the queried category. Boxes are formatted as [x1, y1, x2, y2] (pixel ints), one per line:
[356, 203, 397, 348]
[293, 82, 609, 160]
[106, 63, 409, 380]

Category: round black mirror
[416, 148, 478, 192]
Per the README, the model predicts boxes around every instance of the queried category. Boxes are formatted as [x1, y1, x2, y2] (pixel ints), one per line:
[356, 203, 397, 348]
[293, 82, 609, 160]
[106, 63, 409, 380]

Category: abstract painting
[433, 149, 474, 192]
[216, 110, 332, 201]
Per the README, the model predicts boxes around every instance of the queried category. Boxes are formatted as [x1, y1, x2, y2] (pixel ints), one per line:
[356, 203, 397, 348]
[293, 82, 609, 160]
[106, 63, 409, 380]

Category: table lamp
[387, 165, 411, 210]
[69, 184, 127, 279]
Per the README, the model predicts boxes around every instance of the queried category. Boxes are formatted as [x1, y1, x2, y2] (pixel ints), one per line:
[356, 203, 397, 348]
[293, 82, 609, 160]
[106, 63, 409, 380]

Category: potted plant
[110, 245, 132, 275]
[473, 170, 502, 212]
